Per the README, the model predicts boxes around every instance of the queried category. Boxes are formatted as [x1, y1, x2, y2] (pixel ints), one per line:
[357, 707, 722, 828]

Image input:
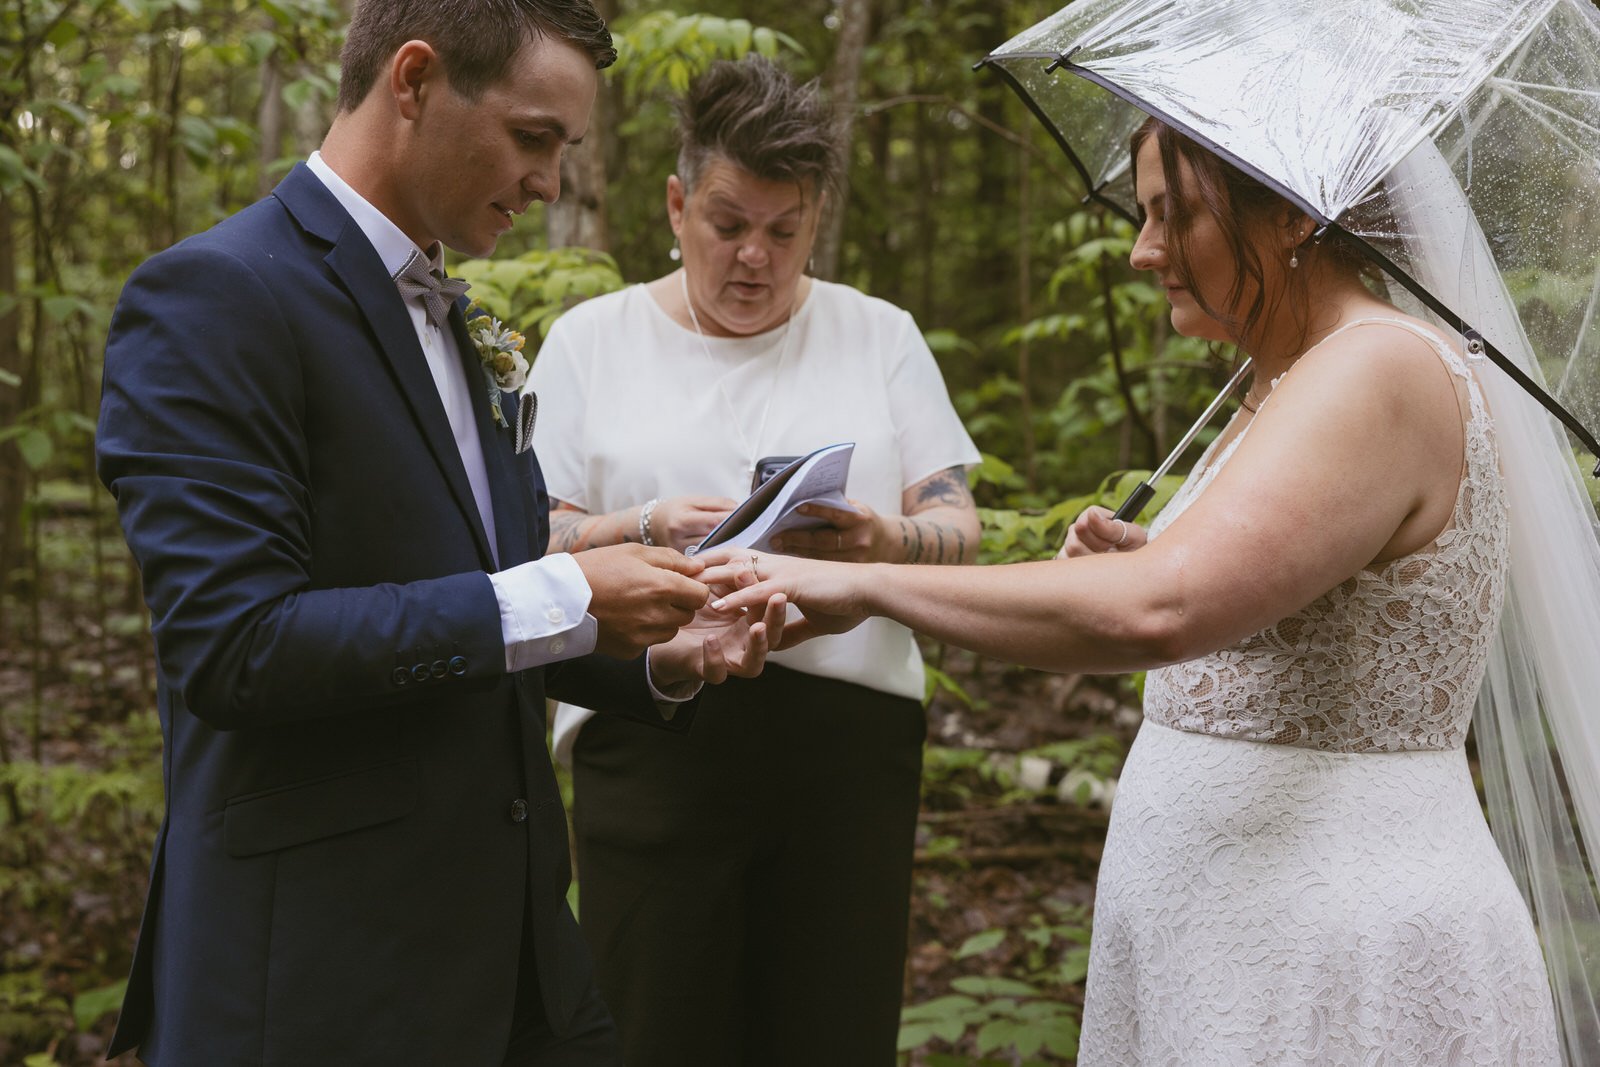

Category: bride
[703, 118, 1566, 1064]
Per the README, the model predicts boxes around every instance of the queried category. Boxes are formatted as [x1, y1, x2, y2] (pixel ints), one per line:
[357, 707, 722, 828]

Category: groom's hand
[574, 545, 710, 659]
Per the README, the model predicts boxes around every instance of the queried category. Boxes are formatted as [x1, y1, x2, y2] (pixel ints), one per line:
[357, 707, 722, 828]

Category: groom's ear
[390, 40, 442, 122]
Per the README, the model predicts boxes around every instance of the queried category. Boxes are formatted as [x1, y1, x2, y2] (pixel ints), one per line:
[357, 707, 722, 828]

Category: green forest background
[0, 1, 1253, 1063]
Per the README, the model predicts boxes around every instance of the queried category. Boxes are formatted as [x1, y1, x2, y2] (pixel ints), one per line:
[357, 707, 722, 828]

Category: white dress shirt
[305, 152, 596, 671]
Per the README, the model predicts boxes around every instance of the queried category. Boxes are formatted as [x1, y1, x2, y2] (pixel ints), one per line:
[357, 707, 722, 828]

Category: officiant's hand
[573, 544, 710, 658]
[1057, 506, 1148, 559]
[651, 494, 738, 552]
[771, 499, 884, 562]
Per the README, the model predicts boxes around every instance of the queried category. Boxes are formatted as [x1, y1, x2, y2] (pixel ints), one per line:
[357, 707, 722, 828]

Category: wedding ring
[1114, 520, 1130, 547]
[749, 555, 760, 581]
[835, 531, 843, 551]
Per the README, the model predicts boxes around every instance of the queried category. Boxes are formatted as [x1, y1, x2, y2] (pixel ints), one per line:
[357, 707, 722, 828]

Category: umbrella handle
[1112, 481, 1156, 523]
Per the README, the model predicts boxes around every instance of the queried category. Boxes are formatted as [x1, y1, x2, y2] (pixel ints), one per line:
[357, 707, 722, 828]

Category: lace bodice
[1141, 318, 1509, 752]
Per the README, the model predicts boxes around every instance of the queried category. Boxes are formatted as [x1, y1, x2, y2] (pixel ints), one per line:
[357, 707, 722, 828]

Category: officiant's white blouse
[529, 279, 980, 762]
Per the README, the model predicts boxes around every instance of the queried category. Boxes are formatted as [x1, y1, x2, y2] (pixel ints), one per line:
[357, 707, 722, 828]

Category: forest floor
[0, 504, 1136, 1066]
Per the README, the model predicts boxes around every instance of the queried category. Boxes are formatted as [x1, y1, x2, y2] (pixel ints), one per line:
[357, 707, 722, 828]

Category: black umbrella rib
[976, 53, 1141, 226]
[1345, 237, 1600, 474]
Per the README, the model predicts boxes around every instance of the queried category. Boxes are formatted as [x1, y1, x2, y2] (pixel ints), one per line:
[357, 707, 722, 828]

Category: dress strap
[1256, 315, 1481, 417]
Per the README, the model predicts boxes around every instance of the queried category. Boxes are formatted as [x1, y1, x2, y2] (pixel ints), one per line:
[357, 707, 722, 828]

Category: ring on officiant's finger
[1113, 520, 1130, 547]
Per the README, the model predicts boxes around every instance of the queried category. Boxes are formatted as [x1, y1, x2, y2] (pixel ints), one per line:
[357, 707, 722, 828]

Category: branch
[1100, 249, 1157, 463]
[860, 93, 1079, 191]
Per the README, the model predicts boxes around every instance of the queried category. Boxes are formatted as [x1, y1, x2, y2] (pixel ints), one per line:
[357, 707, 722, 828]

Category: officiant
[525, 54, 979, 1067]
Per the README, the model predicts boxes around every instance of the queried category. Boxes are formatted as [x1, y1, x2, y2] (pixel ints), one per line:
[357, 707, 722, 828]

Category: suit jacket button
[509, 799, 529, 823]
[411, 663, 431, 684]
[449, 656, 468, 675]
[431, 659, 448, 679]
[391, 667, 410, 686]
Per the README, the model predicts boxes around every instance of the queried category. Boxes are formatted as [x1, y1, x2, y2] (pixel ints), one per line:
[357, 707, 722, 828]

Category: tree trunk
[257, 45, 284, 199]
[545, 0, 616, 252]
[0, 194, 20, 633]
[291, 61, 332, 161]
[812, 0, 871, 282]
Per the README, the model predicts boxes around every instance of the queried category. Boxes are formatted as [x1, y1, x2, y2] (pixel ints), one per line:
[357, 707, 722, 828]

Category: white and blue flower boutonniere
[466, 301, 531, 429]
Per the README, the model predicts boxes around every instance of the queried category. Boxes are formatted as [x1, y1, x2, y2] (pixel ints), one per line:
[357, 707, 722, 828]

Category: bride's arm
[708, 323, 1468, 674]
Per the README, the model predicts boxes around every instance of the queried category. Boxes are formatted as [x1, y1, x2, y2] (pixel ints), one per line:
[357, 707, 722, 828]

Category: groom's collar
[305, 151, 434, 280]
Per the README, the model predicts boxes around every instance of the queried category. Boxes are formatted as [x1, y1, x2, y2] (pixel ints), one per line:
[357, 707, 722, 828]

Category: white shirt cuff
[645, 648, 703, 703]
[491, 553, 597, 671]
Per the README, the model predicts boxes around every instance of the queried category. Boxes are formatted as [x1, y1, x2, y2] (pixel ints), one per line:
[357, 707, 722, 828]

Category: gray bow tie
[394, 247, 470, 328]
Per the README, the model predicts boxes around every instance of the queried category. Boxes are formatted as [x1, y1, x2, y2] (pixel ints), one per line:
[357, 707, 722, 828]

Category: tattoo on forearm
[548, 505, 586, 552]
[914, 466, 977, 511]
[898, 467, 977, 565]
[897, 515, 973, 565]
[549, 499, 608, 552]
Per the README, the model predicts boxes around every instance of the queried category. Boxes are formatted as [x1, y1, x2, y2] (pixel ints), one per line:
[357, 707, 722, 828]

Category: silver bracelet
[639, 498, 659, 546]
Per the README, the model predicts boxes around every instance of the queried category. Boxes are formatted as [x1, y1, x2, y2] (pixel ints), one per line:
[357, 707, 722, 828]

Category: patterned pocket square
[514, 390, 538, 455]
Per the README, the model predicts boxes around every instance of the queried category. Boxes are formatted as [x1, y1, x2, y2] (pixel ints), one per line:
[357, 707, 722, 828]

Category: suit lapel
[451, 305, 532, 568]
[275, 166, 497, 569]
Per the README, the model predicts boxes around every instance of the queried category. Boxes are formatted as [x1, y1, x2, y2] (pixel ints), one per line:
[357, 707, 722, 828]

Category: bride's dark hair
[1130, 117, 1369, 353]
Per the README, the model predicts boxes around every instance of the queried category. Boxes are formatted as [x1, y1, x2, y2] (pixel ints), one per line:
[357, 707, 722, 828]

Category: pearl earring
[1290, 253, 1299, 269]
[669, 238, 681, 262]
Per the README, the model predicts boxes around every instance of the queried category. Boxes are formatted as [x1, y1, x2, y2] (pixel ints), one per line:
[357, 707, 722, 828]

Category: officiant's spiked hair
[675, 55, 842, 202]
[338, 0, 617, 112]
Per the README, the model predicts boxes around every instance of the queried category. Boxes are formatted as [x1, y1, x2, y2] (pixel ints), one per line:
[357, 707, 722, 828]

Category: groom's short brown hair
[337, 0, 616, 112]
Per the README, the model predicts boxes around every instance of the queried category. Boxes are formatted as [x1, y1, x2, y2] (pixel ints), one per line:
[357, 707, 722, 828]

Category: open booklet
[688, 442, 858, 555]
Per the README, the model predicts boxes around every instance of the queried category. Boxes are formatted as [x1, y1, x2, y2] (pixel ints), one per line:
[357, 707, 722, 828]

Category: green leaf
[16, 428, 52, 470]
[923, 664, 973, 708]
[245, 30, 279, 64]
[46, 19, 80, 47]
[0, 145, 46, 192]
[924, 327, 979, 356]
[41, 295, 89, 323]
[953, 928, 1005, 959]
[1041, 1013, 1081, 1056]
[900, 994, 979, 1021]
[896, 1021, 935, 1050]
[73, 979, 128, 1031]
[283, 77, 318, 112]
[976, 1017, 1044, 1057]
[950, 975, 1039, 998]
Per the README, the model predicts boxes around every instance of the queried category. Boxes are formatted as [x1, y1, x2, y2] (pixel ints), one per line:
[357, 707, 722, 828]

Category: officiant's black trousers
[571, 665, 926, 1067]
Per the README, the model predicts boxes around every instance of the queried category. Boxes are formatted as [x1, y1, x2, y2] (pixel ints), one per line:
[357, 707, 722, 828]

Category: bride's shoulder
[1272, 315, 1466, 442]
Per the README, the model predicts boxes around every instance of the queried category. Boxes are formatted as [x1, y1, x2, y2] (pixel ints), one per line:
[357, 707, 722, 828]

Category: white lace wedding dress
[1077, 319, 1561, 1065]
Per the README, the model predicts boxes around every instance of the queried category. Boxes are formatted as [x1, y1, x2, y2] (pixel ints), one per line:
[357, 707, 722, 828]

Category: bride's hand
[1058, 506, 1148, 559]
[696, 546, 871, 648]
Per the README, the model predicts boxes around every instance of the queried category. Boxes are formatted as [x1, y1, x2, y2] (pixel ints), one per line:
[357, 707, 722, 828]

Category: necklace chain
[679, 269, 796, 474]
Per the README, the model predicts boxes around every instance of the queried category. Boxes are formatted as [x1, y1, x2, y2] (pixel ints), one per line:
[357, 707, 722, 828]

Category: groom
[94, 2, 768, 1064]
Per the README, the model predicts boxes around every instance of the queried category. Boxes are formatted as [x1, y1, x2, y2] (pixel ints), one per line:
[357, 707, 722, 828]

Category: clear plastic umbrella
[980, 1, 1600, 1061]
[983, 0, 1600, 461]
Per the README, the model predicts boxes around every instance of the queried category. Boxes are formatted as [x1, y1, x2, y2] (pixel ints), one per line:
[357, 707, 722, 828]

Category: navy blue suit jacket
[96, 164, 688, 1066]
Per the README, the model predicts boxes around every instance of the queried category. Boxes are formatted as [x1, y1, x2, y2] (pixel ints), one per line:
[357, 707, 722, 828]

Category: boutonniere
[465, 301, 530, 428]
